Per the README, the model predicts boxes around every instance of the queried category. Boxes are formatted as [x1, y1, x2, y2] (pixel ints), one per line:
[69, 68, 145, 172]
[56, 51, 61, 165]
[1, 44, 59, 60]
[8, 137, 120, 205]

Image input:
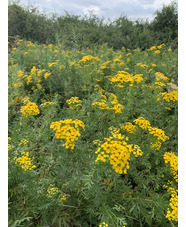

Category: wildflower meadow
[8, 39, 178, 226]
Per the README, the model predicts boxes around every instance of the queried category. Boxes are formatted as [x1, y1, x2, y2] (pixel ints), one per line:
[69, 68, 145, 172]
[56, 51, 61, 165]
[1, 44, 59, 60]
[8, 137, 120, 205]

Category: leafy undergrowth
[8, 40, 178, 227]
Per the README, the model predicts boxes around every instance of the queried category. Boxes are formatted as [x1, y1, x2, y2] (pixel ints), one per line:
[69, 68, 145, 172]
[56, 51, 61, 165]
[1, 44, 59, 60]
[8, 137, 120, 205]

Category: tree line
[8, 1, 178, 50]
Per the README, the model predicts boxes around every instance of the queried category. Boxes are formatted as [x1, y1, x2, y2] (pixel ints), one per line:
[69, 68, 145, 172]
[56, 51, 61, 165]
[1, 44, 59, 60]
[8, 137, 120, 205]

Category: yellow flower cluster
[95, 129, 143, 174]
[155, 72, 169, 81]
[14, 152, 36, 171]
[93, 88, 124, 113]
[110, 71, 143, 87]
[158, 90, 178, 102]
[166, 190, 178, 222]
[99, 222, 109, 227]
[136, 62, 149, 68]
[148, 127, 169, 142]
[59, 192, 68, 201]
[48, 62, 57, 67]
[141, 85, 152, 89]
[133, 117, 151, 130]
[100, 60, 112, 69]
[20, 98, 40, 117]
[150, 141, 162, 151]
[164, 152, 178, 182]
[79, 55, 100, 63]
[19, 139, 28, 147]
[109, 93, 124, 113]
[26, 41, 35, 48]
[133, 117, 169, 150]
[164, 182, 178, 222]
[50, 119, 85, 149]
[148, 46, 156, 51]
[147, 44, 165, 51]
[66, 97, 82, 109]
[120, 122, 137, 134]
[155, 81, 166, 88]
[40, 101, 57, 108]
[157, 43, 165, 49]
[44, 72, 51, 79]
[47, 184, 59, 198]
[113, 55, 122, 62]
[17, 66, 45, 90]
[154, 50, 160, 54]
[47, 184, 68, 203]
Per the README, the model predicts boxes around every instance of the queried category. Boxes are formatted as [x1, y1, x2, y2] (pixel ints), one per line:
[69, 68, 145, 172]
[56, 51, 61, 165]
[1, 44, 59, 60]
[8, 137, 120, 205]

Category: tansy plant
[95, 127, 143, 174]
[50, 119, 85, 149]
[20, 98, 40, 117]
[14, 152, 36, 171]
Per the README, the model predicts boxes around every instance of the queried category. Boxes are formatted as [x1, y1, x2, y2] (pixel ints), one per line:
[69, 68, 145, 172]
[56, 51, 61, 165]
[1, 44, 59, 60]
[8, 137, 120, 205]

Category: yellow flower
[158, 90, 178, 102]
[155, 82, 166, 88]
[155, 72, 169, 81]
[157, 43, 165, 49]
[93, 89, 124, 113]
[164, 182, 178, 222]
[148, 46, 156, 51]
[48, 62, 57, 67]
[95, 129, 142, 174]
[19, 139, 29, 147]
[136, 62, 148, 68]
[12, 83, 17, 87]
[66, 97, 82, 110]
[47, 184, 59, 198]
[50, 119, 85, 150]
[44, 72, 51, 79]
[154, 50, 160, 54]
[59, 192, 68, 202]
[150, 141, 162, 151]
[121, 122, 137, 134]
[164, 152, 178, 182]
[40, 101, 57, 108]
[79, 55, 100, 63]
[14, 152, 35, 171]
[20, 98, 40, 117]
[148, 126, 169, 142]
[113, 55, 122, 62]
[133, 117, 151, 130]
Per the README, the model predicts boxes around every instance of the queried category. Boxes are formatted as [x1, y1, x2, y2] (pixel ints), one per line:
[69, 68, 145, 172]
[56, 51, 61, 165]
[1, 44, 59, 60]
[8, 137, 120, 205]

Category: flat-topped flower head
[50, 119, 85, 150]
[20, 98, 40, 117]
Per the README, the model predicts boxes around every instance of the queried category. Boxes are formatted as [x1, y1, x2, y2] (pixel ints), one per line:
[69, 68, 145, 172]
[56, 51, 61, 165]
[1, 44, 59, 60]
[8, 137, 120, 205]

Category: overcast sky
[16, 0, 177, 21]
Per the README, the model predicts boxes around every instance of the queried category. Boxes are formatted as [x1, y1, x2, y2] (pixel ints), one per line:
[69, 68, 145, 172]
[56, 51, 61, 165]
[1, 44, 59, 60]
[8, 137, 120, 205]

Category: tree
[150, 1, 178, 46]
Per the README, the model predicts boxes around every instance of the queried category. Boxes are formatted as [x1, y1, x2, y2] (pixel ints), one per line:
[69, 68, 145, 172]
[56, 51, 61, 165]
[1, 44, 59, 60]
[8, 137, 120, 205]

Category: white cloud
[143, 0, 176, 10]
[82, 5, 101, 16]
[17, 0, 177, 21]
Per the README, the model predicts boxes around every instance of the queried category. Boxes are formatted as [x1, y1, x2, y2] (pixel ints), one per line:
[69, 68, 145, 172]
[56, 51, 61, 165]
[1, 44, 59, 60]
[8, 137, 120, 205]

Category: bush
[8, 1, 178, 50]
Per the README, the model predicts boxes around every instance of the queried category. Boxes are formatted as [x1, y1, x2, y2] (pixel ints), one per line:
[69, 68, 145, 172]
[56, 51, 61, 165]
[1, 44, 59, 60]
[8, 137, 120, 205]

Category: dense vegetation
[8, 1, 178, 50]
[8, 40, 178, 226]
[8, 1, 178, 227]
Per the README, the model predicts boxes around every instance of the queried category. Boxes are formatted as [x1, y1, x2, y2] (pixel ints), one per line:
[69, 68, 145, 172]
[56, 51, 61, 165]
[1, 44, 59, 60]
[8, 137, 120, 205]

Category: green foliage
[8, 1, 178, 50]
[8, 40, 178, 226]
[150, 1, 178, 48]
